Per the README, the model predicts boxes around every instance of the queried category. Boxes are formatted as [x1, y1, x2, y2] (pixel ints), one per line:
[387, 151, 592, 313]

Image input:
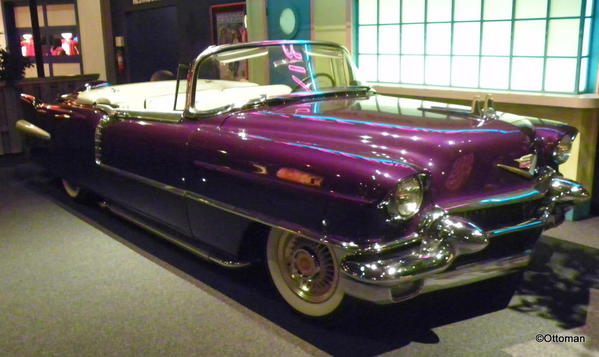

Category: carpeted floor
[1, 155, 598, 356]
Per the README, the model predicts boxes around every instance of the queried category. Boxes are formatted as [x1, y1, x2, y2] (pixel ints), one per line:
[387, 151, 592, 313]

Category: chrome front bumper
[339, 174, 589, 304]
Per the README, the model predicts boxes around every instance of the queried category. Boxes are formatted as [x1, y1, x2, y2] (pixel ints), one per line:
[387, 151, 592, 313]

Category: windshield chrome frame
[183, 40, 363, 119]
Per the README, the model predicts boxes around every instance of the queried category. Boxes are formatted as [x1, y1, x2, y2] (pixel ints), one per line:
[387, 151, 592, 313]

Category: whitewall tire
[61, 179, 85, 200]
[266, 228, 346, 317]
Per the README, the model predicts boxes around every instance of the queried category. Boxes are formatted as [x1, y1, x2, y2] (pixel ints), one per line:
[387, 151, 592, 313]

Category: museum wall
[78, 0, 110, 81]
[0, 3, 6, 49]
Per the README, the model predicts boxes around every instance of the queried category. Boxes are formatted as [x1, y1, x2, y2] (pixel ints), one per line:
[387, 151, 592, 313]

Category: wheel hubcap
[278, 233, 338, 303]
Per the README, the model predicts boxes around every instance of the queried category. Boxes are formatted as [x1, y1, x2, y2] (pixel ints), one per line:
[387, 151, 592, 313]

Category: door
[99, 116, 192, 236]
[126, 6, 179, 83]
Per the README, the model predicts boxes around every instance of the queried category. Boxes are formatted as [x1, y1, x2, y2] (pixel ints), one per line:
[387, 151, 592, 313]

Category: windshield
[191, 43, 365, 112]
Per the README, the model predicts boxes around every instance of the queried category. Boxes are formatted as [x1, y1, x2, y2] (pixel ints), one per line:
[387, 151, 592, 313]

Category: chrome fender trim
[15, 120, 51, 141]
[341, 252, 531, 304]
[550, 177, 590, 204]
[340, 209, 487, 286]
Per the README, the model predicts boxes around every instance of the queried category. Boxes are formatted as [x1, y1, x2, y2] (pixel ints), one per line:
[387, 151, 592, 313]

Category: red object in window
[21, 36, 35, 56]
[61, 38, 79, 56]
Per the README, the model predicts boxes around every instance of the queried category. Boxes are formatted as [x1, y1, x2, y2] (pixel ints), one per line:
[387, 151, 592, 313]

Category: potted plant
[0, 47, 32, 83]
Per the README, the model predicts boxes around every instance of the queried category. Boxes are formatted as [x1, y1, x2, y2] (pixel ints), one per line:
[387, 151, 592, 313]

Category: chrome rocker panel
[339, 172, 589, 304]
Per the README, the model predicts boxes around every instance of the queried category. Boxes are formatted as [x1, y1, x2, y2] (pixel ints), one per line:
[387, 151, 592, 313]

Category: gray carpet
[1, 156, 598, 356]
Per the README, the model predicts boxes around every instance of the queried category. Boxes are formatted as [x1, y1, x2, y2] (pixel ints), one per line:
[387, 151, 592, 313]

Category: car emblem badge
[514, 154, 535, 170]
[497, 153, 537, 179]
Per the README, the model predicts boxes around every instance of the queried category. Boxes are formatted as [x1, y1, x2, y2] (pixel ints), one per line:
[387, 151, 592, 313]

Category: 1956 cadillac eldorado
[17, 40, 589, 317]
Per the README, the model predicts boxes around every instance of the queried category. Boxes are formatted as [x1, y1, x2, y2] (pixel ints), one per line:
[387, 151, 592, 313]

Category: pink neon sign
[282, 45, 312, 91]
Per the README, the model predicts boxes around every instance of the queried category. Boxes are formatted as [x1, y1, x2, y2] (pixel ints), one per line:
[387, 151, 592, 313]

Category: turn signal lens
[553, 135, 574, 165]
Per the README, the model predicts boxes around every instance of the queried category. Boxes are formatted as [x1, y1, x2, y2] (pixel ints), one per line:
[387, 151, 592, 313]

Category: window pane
[482, 21, 511, 56]
[359, 26, 378, 53]
[14, 6, 44, 27]
[52, 63, 81, 76]
[480, 57, 510, 89]
[359, 0, 378, 24]
[377, 95, 400, 114]
[513, 20, 546, 56]
[399, 98, 424, 116]
[583, 18, 591, 56]
[544, 58, 576, 92]
[550, 0, 581, 18]
[425, 56, 450, 85]
[402, 0, 425, 23]
[515, 0, 547, 19]
[451, 56, 479, 87]
[484, 0, 513, 20]
[427, 23, 451, 54]
[402, 24, 425, 54]
[401, 55, 424, 83]
[453, 22, 480, 55]
[360, 96, 379, 111]
[379, 0, 400, 24]
[25, 63, 50, 78]
[454, 0, 481, 21]
[358, 55, 378, 81]
[46, 4, 76, 26]
[427, 0, 452, 22]
[579, 57, 588, 92]
[379, 55, 400, 82]
[511, 57, 543, 91]
[379, 25, 400, 54]
[547, 19, 579, 56]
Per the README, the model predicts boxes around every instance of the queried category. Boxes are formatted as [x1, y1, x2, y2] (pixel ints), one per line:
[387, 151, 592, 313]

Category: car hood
[222, 93, 536, 204]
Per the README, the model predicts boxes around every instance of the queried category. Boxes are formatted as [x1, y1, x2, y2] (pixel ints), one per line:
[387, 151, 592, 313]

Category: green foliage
[0, 47, 33, 82]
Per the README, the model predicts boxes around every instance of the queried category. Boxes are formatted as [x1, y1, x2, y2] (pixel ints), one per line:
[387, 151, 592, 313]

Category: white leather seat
[76, 80, 292, 112]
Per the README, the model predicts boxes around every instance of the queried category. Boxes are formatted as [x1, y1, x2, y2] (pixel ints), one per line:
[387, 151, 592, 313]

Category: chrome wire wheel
[267, 228, 344, 317]
[280, 234, 338, 303]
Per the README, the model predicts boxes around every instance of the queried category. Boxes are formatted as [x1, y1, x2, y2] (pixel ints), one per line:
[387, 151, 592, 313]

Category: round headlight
[553, 135, 574, 165]
[386, 177, 423, 220]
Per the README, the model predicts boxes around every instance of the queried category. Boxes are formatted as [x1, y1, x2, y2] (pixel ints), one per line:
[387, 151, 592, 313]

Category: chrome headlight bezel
[552, 135, 575, 165]
[382, 175, 425, 222]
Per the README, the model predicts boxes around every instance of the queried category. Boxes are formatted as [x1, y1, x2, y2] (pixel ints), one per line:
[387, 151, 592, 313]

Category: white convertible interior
[75, 79, 292, 112]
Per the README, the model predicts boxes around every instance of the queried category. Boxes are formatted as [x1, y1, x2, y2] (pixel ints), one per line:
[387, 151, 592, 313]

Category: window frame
[355, 0, 597, 94]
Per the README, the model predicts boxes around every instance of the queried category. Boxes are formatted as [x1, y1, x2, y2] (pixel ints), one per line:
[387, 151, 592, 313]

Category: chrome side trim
[100, 201, 250, 268]
[97, 163, 327, 245]
[15, 120, 51, 141]
[99, 163, 187, 197]
[115, 109, 183, 123]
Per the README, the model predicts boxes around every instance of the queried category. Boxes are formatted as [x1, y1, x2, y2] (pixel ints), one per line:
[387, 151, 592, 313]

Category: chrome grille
[450, 228, 542, 270]
[454, 198, 544, 231]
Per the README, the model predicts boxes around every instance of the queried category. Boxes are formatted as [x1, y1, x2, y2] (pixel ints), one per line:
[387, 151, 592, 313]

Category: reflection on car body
[18, 40, 589, 318]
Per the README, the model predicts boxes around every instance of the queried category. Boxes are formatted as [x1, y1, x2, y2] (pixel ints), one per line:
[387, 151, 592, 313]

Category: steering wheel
[292, 73, 336, 92]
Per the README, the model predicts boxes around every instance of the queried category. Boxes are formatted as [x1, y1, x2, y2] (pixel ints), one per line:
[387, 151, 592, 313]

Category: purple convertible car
[18, 40, 589, 317]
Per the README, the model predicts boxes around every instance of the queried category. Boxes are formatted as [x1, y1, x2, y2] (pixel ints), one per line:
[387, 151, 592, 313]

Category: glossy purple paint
[21, 90, 575, 252]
